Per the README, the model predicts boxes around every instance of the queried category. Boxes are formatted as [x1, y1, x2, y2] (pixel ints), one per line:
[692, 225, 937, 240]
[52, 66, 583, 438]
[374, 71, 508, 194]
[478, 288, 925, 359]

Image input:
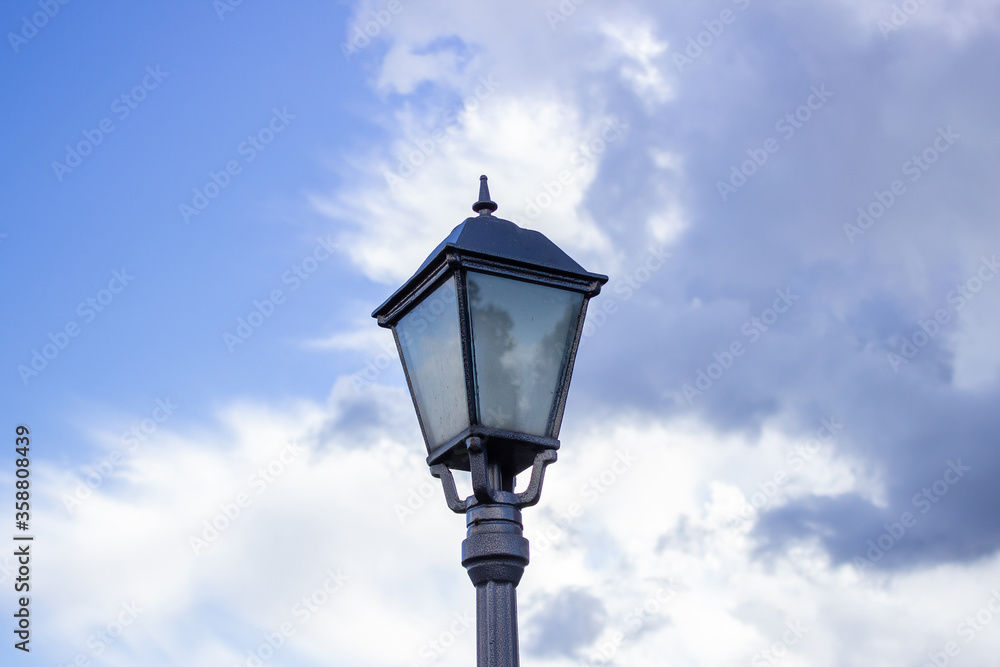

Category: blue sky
[2, 0, 395, 444]
[3, 0, 1000, 665]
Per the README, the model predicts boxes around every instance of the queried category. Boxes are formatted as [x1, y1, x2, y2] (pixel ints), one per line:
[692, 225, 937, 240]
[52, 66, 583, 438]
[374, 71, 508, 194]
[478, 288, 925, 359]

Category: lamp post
[372, 176, 607, 667]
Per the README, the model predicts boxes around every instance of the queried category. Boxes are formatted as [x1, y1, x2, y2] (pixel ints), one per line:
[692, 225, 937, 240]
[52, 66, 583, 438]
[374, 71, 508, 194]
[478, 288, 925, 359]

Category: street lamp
[372, 176, 607, 666]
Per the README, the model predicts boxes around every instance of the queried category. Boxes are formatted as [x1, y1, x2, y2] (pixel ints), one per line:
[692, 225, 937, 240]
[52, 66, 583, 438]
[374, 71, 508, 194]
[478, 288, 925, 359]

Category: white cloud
[31, 1, 997, 664]
[318, 1, 693, 287]
[601, 21, 675, 107]
[312, 93, 620, 285]
[32, 376, 1000, 665]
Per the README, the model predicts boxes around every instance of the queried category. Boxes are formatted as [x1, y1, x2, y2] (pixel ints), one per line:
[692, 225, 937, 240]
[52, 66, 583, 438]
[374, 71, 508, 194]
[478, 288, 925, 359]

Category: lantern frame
[373, 178, 607, 478]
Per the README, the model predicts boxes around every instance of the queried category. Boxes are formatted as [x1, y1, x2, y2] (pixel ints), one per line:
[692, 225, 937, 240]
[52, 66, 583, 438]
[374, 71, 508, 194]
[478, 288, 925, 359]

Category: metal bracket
[466, 436, 510, 505]
[431, 437, 557, 513]
[514, 449, 557, 508]
[430, 464, 468, 514]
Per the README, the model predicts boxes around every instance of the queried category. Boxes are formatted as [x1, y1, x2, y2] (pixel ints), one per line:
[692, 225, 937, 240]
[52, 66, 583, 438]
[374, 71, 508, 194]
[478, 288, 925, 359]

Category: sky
[2, 0, 1000, 665]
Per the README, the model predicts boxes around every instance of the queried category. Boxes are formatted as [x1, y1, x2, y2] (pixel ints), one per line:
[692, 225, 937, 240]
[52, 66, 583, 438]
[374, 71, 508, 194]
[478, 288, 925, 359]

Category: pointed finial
[471, 175, 498, 216]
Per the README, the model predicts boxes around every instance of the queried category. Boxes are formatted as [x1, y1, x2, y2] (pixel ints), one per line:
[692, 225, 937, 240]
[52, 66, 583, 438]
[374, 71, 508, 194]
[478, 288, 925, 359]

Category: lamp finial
[472, 175, 498, 216]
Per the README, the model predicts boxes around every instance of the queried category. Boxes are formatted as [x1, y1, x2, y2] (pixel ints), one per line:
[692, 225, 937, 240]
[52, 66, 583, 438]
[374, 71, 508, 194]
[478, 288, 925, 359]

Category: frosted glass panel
[467, 272, 584, 436]
[396, 276, 469, 448]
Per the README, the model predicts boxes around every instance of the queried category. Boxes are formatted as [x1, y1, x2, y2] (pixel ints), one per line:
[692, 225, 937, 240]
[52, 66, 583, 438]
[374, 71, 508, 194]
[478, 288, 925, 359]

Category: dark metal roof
[411, 213, 591, 277]
[372, 176, 608, 321]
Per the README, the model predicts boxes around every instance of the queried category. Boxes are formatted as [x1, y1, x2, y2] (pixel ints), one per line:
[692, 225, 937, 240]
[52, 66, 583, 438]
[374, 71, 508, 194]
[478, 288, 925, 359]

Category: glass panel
[466, 271, 584, 436]
[396, 276, 469, 448]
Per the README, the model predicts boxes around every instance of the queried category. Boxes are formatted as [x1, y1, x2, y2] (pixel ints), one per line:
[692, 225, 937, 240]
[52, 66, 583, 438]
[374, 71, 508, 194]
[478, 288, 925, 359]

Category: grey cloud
[524, 587, 608, 659]
[553, 0, 1000, 571]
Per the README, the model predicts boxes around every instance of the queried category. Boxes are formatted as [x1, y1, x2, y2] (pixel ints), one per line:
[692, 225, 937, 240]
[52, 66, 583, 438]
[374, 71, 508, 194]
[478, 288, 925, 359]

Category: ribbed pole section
[476, 580, 519, 667]
[462, 504, 529, 667]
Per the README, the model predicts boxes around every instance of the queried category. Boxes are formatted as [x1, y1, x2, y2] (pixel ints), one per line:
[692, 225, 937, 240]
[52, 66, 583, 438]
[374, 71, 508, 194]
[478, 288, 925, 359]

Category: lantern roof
[373, 176, 607, 324]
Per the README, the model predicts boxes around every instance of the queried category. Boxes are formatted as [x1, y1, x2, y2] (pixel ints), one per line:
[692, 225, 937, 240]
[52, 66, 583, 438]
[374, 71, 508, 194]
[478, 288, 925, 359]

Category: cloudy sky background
[3, 0, 1000, 665]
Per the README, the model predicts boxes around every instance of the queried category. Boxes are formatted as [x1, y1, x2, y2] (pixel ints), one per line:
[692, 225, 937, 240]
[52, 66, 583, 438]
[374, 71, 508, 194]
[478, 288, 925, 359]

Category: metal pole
[462, 503, 528, 667]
